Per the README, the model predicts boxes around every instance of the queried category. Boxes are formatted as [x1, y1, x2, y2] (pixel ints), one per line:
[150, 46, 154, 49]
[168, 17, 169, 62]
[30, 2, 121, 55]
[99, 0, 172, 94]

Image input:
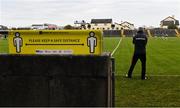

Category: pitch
[104, 37, 180, 107]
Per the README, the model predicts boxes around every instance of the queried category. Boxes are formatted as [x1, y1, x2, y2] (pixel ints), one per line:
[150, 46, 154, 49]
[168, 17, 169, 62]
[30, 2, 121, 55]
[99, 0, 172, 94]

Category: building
[114, 23, 122, 30]
[45, 23, 58, 30]
[120, 21, 135, 30]
[74, 20, 86, 29]
[75, 19, 135, 30]
[16, 27, 31, 30]
[31, 23, 58, 30]
[0, 25, 8, 30]
[113, 21, 135, 30]
[160, 16, 179, 28]
[31, 24, 45, 30]
[89, 19, 113, 30]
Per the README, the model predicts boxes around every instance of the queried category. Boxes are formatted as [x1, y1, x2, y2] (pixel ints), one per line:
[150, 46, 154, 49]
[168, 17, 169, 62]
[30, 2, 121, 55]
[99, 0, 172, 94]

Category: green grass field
[0, 38, 8, 53]
[0, 37, 180, 107]
[104, 37, 180, 107]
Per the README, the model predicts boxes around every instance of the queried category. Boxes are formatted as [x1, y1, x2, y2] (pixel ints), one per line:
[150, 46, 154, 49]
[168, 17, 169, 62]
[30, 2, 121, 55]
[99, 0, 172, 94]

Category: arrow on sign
[25, 43, 84, 46]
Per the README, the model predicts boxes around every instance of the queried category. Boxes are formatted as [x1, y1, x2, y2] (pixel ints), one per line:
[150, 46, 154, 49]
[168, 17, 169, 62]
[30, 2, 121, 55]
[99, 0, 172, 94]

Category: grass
[103, 37, 120, 52]
[1, 37, 180, 107]
[103, 37, 180, 107]
[116, 76, 180, 107]
[0, 38, 8, 53]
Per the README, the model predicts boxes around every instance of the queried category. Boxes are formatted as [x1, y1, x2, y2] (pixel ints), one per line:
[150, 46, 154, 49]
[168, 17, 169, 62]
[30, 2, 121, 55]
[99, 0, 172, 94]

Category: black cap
[137, 27, 144, 33]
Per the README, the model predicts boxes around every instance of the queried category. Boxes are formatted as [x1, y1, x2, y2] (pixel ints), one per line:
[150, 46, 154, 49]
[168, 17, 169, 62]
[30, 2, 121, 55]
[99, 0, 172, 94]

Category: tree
[168, 24, 178, 29]
[81, 25, 86, 30]
[81, 20, 86, 30]
[87, 24, 91, 29]
[64, 25, 74, 30]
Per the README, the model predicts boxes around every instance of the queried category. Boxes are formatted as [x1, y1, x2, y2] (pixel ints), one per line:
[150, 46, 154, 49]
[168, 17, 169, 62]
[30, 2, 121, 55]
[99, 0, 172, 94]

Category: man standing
[127, 27, 148, 80]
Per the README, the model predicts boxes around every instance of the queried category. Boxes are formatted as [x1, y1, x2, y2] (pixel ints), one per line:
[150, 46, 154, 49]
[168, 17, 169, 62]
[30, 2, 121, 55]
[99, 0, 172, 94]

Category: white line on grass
[117, 74, 180, 77]
[111, 38, 122, 56]
[149, 75, 180, 77]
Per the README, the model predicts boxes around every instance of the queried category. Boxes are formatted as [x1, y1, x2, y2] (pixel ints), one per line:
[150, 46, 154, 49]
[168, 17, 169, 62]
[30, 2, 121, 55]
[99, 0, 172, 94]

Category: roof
[161, 16, 178, 22]
[91, 19, 112, 24]
[32, 24, 44, 26]
[121, 21, 134, 25]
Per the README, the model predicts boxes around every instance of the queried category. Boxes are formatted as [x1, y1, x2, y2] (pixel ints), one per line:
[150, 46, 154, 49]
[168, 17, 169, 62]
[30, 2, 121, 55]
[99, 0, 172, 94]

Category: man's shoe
[142, 76, 147, 80]
[125, 74, 131, 78]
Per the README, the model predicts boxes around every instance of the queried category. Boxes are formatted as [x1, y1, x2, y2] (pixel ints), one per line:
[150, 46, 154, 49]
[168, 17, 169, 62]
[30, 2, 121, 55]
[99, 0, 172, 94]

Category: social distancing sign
[8, 30, 103, 55]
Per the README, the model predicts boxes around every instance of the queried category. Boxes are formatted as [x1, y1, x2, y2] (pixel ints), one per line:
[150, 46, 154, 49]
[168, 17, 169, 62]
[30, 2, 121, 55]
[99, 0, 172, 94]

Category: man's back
[133, 32, 147, 54]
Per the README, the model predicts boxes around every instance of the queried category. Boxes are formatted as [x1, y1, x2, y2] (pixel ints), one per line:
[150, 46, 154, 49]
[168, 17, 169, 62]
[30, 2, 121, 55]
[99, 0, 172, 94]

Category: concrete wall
[103, 30, 121, 37]
[0, 55, 114, 107]
[150, 29, 177, 37]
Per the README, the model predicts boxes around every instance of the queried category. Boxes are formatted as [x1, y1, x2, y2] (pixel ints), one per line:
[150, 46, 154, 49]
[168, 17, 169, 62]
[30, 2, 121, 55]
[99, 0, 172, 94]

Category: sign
[8, 30, 102, 55]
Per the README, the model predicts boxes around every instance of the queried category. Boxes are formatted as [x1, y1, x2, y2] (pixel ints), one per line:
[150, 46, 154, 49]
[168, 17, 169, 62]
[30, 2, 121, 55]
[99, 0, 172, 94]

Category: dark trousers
[128, 53, 146, 79]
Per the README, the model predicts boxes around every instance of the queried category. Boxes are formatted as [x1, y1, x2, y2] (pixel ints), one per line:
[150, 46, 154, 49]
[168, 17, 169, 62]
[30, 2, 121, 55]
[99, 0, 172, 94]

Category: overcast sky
[0, 0, 180, 27]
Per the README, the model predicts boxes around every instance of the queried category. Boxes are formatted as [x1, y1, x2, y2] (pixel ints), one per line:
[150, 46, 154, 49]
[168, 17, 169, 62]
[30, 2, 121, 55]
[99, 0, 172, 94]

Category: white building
[160, 16, 179, 28]
[31, 23, 58, 30]
[113, 21, 135, 30]
[76, 19, 135, 30]
[89, 19, 113, 30]
[120, 21, 135, 30]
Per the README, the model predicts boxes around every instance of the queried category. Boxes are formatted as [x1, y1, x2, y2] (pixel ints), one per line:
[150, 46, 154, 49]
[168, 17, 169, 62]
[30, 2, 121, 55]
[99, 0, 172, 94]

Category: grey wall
[103, 30, 121, 37]
[0, 55, 113, 107]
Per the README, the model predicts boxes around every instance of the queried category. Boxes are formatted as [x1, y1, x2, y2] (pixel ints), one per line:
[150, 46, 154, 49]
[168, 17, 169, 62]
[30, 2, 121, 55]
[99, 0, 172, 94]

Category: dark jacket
[133, 31, 148, 54]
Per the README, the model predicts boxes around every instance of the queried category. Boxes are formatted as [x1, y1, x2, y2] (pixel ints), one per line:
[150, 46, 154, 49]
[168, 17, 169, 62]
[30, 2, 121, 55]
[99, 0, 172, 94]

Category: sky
[0, 0, 180, 28]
